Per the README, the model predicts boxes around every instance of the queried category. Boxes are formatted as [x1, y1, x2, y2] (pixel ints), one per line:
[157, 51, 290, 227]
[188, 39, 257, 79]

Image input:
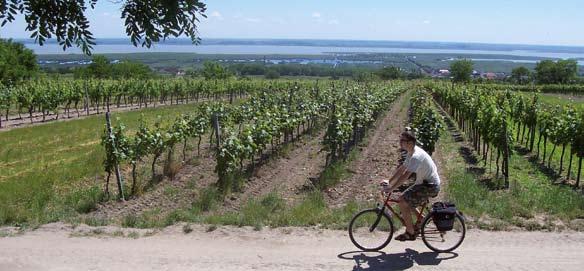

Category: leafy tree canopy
[201, 61, 231, 80]
[264, 68, 280, 79]
[111, 60, 153, 79]
[535, 59, 578, 84]
[0, 38, 38, 86]
[88, 55, 111, 79]
[74, 55, 153, 79]
[511, 66, 531, 84]
[0, 0, 207, 55]
[376, 66, 404, 80]
[450, 59, 473, 83]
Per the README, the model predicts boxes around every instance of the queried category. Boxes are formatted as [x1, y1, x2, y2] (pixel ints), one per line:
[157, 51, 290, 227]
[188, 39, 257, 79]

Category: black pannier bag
[431, 202, 457, 231]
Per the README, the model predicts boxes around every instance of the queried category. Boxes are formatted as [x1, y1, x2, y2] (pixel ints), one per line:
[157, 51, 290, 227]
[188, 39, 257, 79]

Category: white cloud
[312, 12, 322, 18]
[328, 19, 340, 25]
[210, 11, 224, 20]
[423, 20, 431, 24]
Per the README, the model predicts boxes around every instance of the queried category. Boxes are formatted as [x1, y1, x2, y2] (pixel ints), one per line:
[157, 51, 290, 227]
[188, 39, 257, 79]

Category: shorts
[402, 183, 440, 207]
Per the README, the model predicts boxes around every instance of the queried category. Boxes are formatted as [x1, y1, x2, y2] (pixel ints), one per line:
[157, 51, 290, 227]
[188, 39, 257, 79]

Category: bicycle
[348, 189, 466, 253]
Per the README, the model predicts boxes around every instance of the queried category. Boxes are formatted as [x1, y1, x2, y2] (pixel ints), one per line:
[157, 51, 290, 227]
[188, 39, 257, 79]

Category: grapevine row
[409, 87, 444, 155]
[102, 80, 406, 199]
[477, 83, 584, 95]
[0, 79, 267, 128]
[429, 82, 584, 188]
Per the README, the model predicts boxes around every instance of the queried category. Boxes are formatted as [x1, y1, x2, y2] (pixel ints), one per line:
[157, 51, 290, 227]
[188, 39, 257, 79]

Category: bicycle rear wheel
[348, 208, 395, 251]
[421, 212, 466, 252]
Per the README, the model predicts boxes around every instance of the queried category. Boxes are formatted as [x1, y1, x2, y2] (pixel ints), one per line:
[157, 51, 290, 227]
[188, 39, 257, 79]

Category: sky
[1, 0, 583, 46]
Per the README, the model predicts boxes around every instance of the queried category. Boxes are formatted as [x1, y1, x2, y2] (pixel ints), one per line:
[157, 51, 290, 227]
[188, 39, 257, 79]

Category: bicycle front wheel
[348, 208, 395, 251]
[421, 212, 466, 252]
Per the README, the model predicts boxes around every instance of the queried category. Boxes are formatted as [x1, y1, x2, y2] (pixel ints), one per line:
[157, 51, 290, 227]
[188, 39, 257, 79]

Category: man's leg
[398, 198, 415, 235]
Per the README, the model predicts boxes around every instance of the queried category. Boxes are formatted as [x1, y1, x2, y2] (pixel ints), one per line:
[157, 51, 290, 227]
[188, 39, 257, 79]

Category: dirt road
[1, 223, 583, 271]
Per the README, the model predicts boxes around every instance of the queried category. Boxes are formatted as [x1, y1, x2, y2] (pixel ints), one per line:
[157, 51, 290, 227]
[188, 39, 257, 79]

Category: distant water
[21, 38, 584, 67]
[25, 43, 584, 59]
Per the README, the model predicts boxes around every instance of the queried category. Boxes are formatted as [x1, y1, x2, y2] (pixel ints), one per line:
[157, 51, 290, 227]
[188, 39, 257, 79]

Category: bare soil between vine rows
[222, 129, 328, 210]
[90, 91, 412, 222]
[325, 92, 411, 207]
[89, 139, 218, 222]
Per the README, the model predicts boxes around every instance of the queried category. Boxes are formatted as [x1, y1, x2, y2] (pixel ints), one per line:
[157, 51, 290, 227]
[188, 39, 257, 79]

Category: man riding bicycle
[384, 129, 440, 241]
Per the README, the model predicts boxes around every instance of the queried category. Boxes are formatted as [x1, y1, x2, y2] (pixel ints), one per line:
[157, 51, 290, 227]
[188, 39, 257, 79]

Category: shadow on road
[338, 249, 458, 271]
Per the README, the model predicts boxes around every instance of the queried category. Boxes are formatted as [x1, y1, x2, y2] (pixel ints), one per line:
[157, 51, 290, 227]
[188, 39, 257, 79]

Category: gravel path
[1, 223, 583, 271]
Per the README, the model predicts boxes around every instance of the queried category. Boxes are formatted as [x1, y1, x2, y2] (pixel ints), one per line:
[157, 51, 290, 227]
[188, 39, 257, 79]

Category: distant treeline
[228, 63, 364, 77]
[225, 63, 425, 80]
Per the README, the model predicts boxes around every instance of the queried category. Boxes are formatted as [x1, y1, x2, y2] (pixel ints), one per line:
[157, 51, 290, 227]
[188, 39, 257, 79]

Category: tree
[450, 59, 473, 83]
[535, 59, 578, 84]
[555, 59, 578, 84]
[534, 60, 555, 84]
[511, 66, 531, 84]
[87, 55, 111, 79]
[377, 66, 404, 80]
[264, 69, 280, 79]
[407, 69, 425, 80]
[0, 39, 38, 86]
[201, 61, 230, 80]
[353, 71, 376, 82]
[0, 0, 207, 55]
[74, 56, 153, 79]
[111, 60, 153, 79]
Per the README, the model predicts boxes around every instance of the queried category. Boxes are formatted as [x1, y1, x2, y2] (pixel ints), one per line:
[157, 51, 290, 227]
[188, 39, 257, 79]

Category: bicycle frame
[378, 191, 428, 231]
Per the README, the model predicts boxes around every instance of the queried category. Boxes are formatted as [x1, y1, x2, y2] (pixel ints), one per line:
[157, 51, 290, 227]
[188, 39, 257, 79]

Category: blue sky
[1, 0, 583, 46]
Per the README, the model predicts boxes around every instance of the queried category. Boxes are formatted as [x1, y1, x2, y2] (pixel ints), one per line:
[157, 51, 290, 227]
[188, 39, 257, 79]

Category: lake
[26, 43, 584, 61]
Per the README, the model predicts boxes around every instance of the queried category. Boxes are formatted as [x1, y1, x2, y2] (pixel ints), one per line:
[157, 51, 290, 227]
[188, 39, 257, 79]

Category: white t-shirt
[404, 146, 441, 186]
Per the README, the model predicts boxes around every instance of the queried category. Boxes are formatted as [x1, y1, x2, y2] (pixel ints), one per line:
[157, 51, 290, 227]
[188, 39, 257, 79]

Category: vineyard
[0, 78, 260, 128]
[1, 76, 583, 231]
[429, 82, 584, 188]
[477, 83, 584, 96]
[4, 2, 584, 268]
[102, 80, 405, 199]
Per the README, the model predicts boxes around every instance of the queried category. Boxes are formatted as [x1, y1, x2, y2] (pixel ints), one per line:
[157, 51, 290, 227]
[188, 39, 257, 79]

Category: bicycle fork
[370, 204, 390, 232]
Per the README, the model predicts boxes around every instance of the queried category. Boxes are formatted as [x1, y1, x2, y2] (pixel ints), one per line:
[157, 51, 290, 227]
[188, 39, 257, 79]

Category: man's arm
[389, 170, 414, 192]
[387, 165, 406, 185]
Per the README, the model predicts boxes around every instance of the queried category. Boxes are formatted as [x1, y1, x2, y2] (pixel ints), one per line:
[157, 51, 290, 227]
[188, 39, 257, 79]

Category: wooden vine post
[503, 118, 510, 189]
[106, 112, 126, 201]
[84, 83, 90, 116]
[212, 113, 221, 151]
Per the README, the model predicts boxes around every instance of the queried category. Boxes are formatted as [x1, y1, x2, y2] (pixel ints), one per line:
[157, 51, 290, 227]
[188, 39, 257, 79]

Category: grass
[113, 191, 369, 231]
[0, 101, 210, 226]
[202, 192, 365, 230]
[316, 158, 352, 190]
[439, 124, 584, 231]
[516, 91, 584, 109]
[510, 122, 582, 184]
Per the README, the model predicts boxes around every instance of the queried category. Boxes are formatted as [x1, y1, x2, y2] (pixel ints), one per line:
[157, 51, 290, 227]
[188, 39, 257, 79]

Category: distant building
[438, 69, 450, 75]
